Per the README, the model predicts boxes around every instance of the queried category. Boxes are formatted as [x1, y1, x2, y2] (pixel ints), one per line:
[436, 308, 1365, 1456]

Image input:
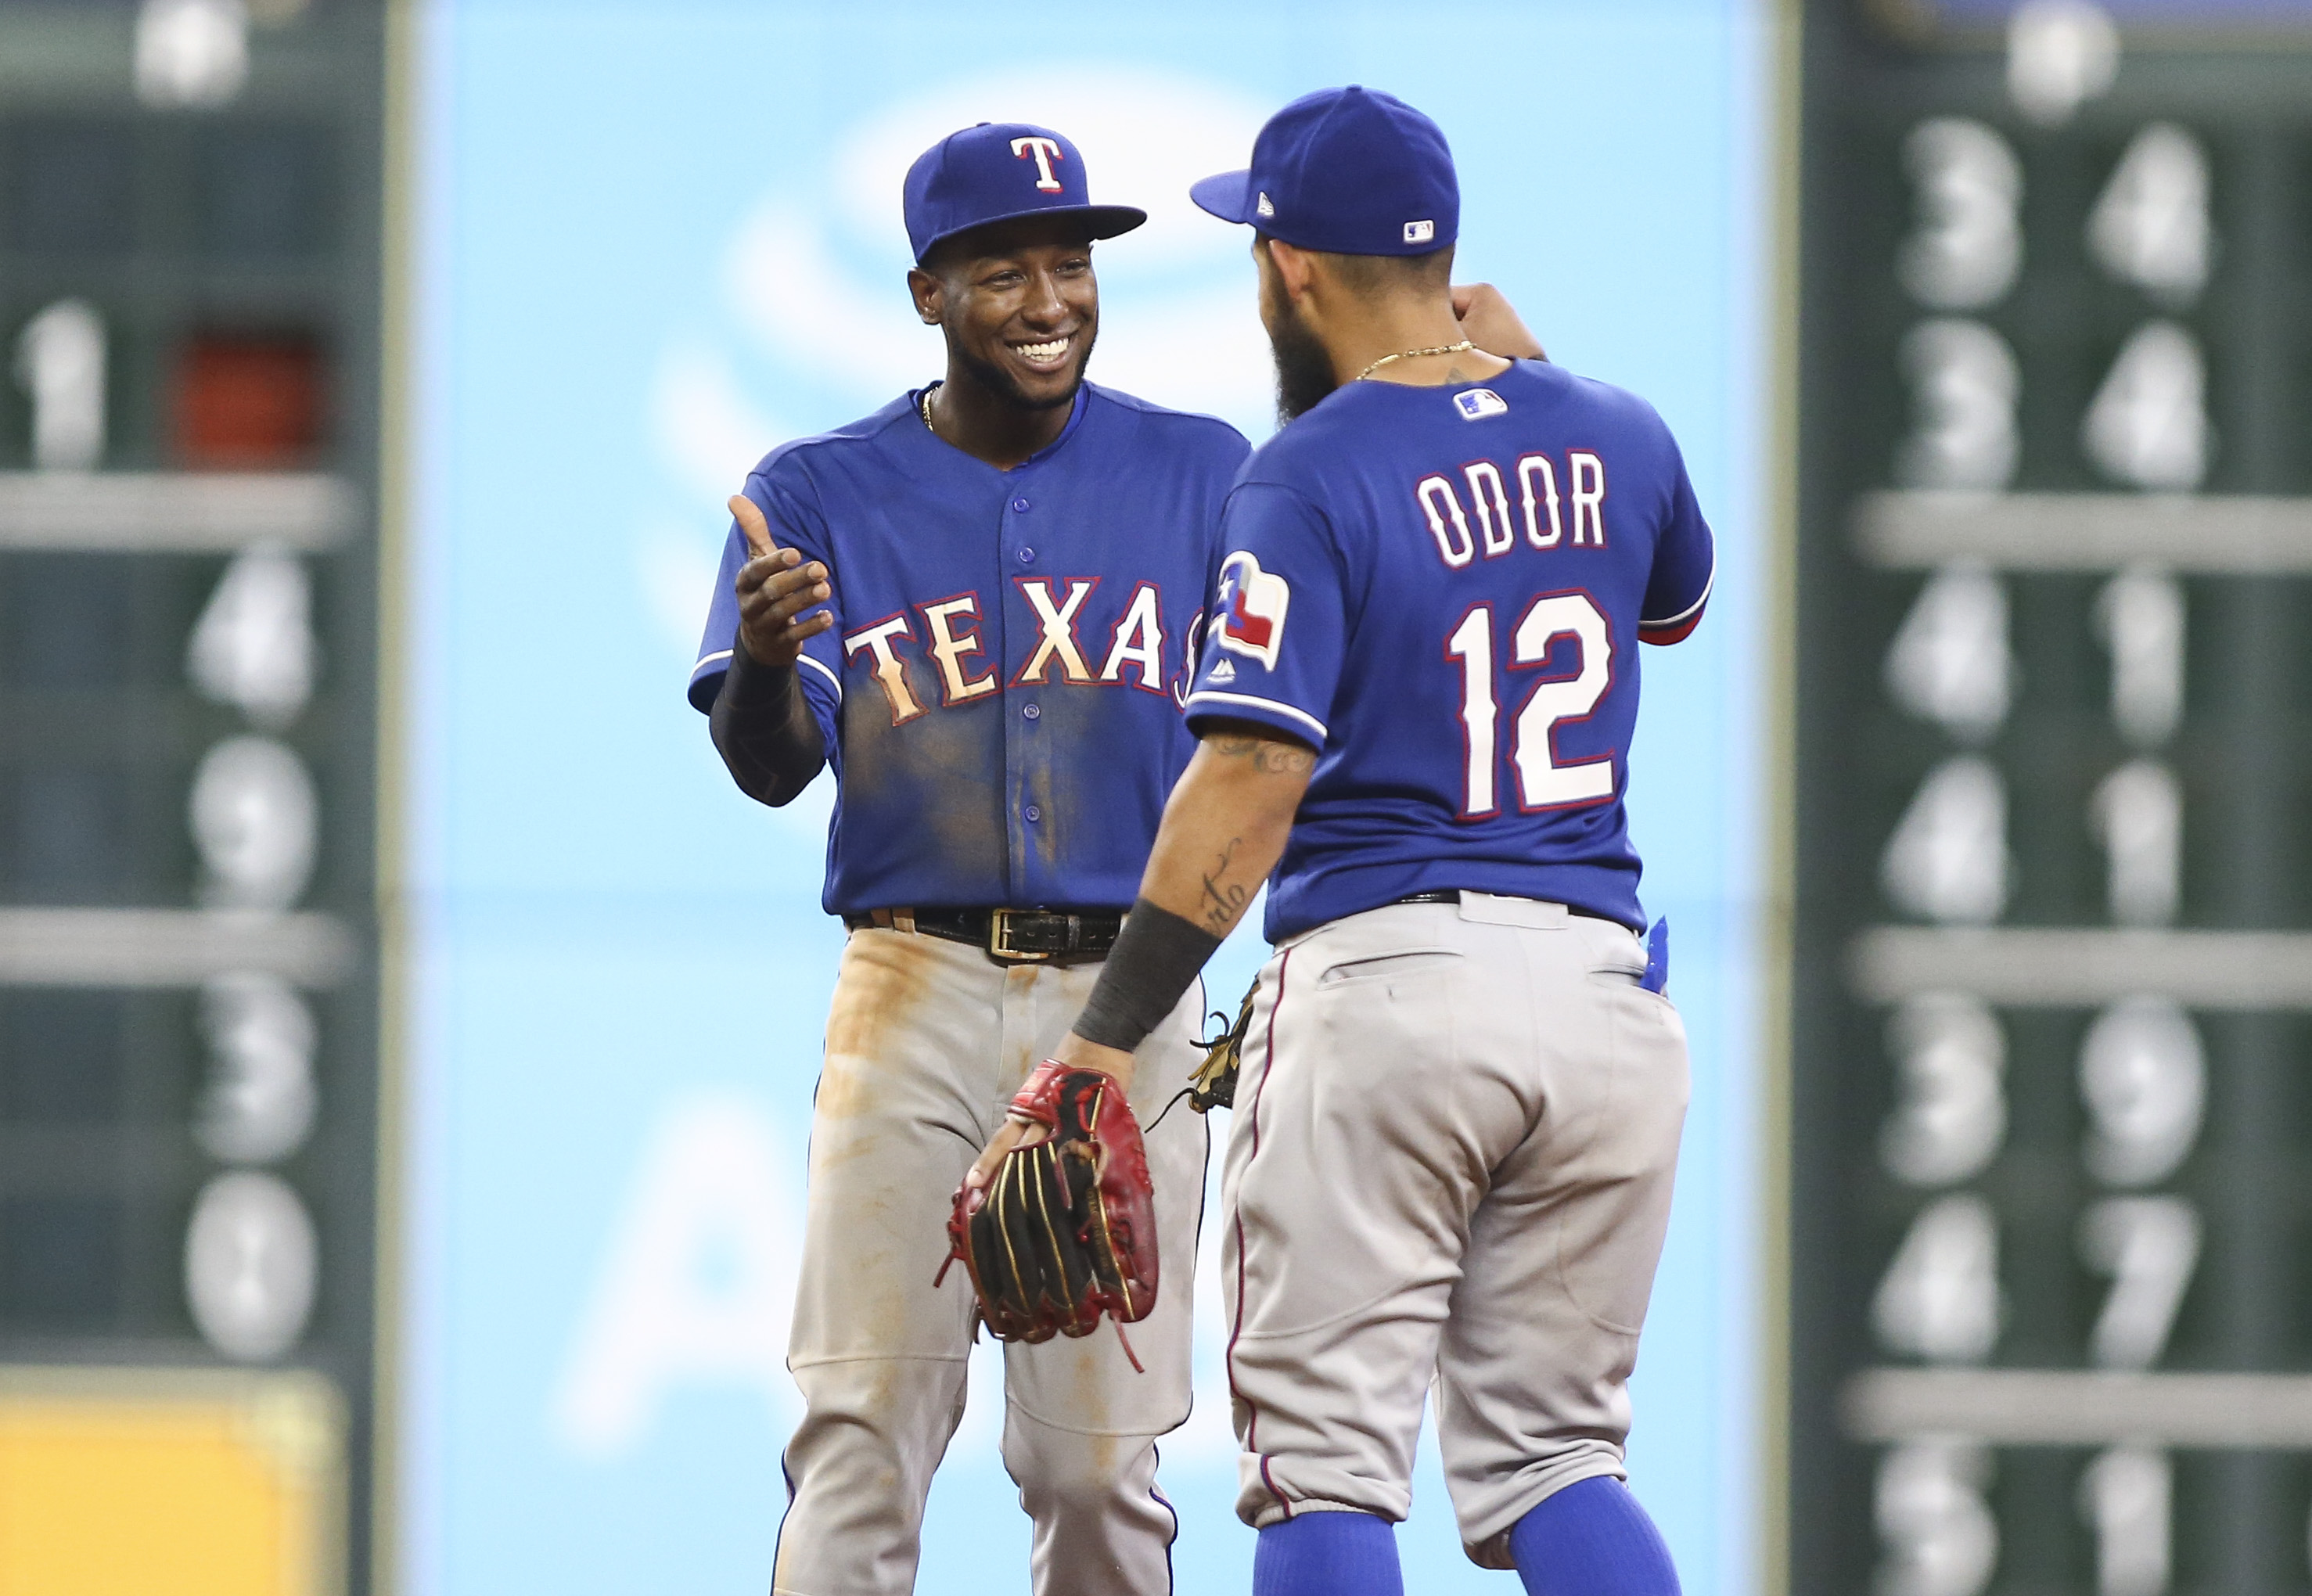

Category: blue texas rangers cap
[904, 122, 1148, 264]
[1189, 86, 1458, 257]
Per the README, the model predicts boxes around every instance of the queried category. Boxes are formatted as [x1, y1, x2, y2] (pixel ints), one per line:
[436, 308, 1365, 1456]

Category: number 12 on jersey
[1445, 591, 1616, 817]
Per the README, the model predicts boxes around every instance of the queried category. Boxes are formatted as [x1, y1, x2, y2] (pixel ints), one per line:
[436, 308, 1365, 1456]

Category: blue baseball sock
[1510, 1476, 1681, 1596]
[1252, 1510, 1402, 1596]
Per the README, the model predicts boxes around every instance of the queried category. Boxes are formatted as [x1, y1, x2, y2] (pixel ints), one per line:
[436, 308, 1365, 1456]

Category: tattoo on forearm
[1210, 735, 1316, 775]
[1199, 836, 1252, 933]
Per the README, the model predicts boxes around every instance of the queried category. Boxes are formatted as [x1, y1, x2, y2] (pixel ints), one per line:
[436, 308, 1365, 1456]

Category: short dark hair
[1257, 232, 1454, 297]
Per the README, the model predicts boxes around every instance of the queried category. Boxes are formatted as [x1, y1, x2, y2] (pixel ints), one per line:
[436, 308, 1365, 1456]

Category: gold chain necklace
[1353, 339, 1474, 383]
[918, 382, 941, 431]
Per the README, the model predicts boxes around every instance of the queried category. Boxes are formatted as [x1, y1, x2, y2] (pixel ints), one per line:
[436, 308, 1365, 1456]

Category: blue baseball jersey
[1182, 359, 1714, 942]
[689, 383, 1249, 916]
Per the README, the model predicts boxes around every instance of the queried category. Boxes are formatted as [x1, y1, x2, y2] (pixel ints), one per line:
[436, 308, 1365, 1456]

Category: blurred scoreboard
[0, 4, 387, 1594]
[1791, 2, 2312, 1594]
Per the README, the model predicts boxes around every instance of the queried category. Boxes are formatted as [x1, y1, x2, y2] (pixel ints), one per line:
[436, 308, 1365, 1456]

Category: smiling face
[911, 214, 1100, 411]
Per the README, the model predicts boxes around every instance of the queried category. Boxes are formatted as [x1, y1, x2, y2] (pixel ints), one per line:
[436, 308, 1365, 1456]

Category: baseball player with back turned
[687, 124, 1246, 1596]
[969, 88, 1713, 1596]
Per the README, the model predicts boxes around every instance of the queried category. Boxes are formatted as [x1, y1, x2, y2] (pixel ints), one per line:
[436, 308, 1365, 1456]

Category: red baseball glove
[939, 1060, 1160, 1368]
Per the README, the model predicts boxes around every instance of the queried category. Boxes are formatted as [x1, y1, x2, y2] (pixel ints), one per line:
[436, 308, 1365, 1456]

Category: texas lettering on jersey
[689, 382, 1249, 915]
[1183, 359, 1715, 942]
[844, 578, 1197, 726]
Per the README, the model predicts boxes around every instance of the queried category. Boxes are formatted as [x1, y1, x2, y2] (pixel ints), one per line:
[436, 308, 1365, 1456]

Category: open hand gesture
[730, 494, 835, 668]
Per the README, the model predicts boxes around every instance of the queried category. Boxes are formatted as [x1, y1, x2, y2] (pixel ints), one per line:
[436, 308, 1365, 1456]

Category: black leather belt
[844, 906, 1125, 965]
[1393, 890, 1620, 925]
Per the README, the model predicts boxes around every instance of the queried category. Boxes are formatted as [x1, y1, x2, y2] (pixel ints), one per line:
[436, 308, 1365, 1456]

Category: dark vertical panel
[0, 5, 390, 1591]
[1793, 5, 2312, 1593]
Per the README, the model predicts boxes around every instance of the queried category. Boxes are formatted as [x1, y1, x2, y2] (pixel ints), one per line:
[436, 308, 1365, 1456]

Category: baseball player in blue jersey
[969, 88, 1712, 1596]
[687, 124, 1249, 1595]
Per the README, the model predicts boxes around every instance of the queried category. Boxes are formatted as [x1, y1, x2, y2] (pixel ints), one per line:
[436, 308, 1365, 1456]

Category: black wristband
[721, 639, 796, 706]
[1071, 898, 1224, 1055]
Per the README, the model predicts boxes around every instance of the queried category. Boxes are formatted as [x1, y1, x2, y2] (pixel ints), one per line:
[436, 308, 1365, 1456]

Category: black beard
[955, 322, 1097, 412]
[1268, 298, 1337, 423]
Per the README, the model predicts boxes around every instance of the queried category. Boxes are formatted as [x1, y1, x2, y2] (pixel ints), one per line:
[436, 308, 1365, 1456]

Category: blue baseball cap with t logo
[1190, 85, 1458, 257]
[903, 122, 1148, 264]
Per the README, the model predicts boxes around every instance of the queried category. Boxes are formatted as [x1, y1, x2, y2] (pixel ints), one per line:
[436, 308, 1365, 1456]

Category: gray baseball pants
[773, 926, 1207, 1596]
[1219, 892, 1689, 1567]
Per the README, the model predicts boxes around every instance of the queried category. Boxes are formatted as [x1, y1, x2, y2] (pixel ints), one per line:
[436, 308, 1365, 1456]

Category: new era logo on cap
[1404, 219, 1434, 244]
[1256, 192, 1275, 218]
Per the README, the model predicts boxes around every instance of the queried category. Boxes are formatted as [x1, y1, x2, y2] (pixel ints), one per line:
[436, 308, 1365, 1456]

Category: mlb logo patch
[1256, 192, 1275, 218]
[1404, 219, 1435, 244]
[1454, 389, 1508, 420]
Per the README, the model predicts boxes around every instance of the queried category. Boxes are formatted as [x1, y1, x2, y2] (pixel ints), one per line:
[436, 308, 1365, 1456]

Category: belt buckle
[987, 908, 1054, 964]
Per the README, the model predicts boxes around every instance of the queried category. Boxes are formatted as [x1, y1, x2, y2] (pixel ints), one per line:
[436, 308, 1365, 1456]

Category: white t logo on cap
[1010, 136, 1066, 192]
[1404, 219, 1435, 244]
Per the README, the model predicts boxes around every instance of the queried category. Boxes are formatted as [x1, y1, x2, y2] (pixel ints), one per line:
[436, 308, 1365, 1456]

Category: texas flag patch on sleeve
[1214, 551, 1290, 670]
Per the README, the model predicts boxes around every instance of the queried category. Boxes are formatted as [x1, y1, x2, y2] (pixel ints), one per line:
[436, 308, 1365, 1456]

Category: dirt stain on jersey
[839, 695, 1009, 890]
